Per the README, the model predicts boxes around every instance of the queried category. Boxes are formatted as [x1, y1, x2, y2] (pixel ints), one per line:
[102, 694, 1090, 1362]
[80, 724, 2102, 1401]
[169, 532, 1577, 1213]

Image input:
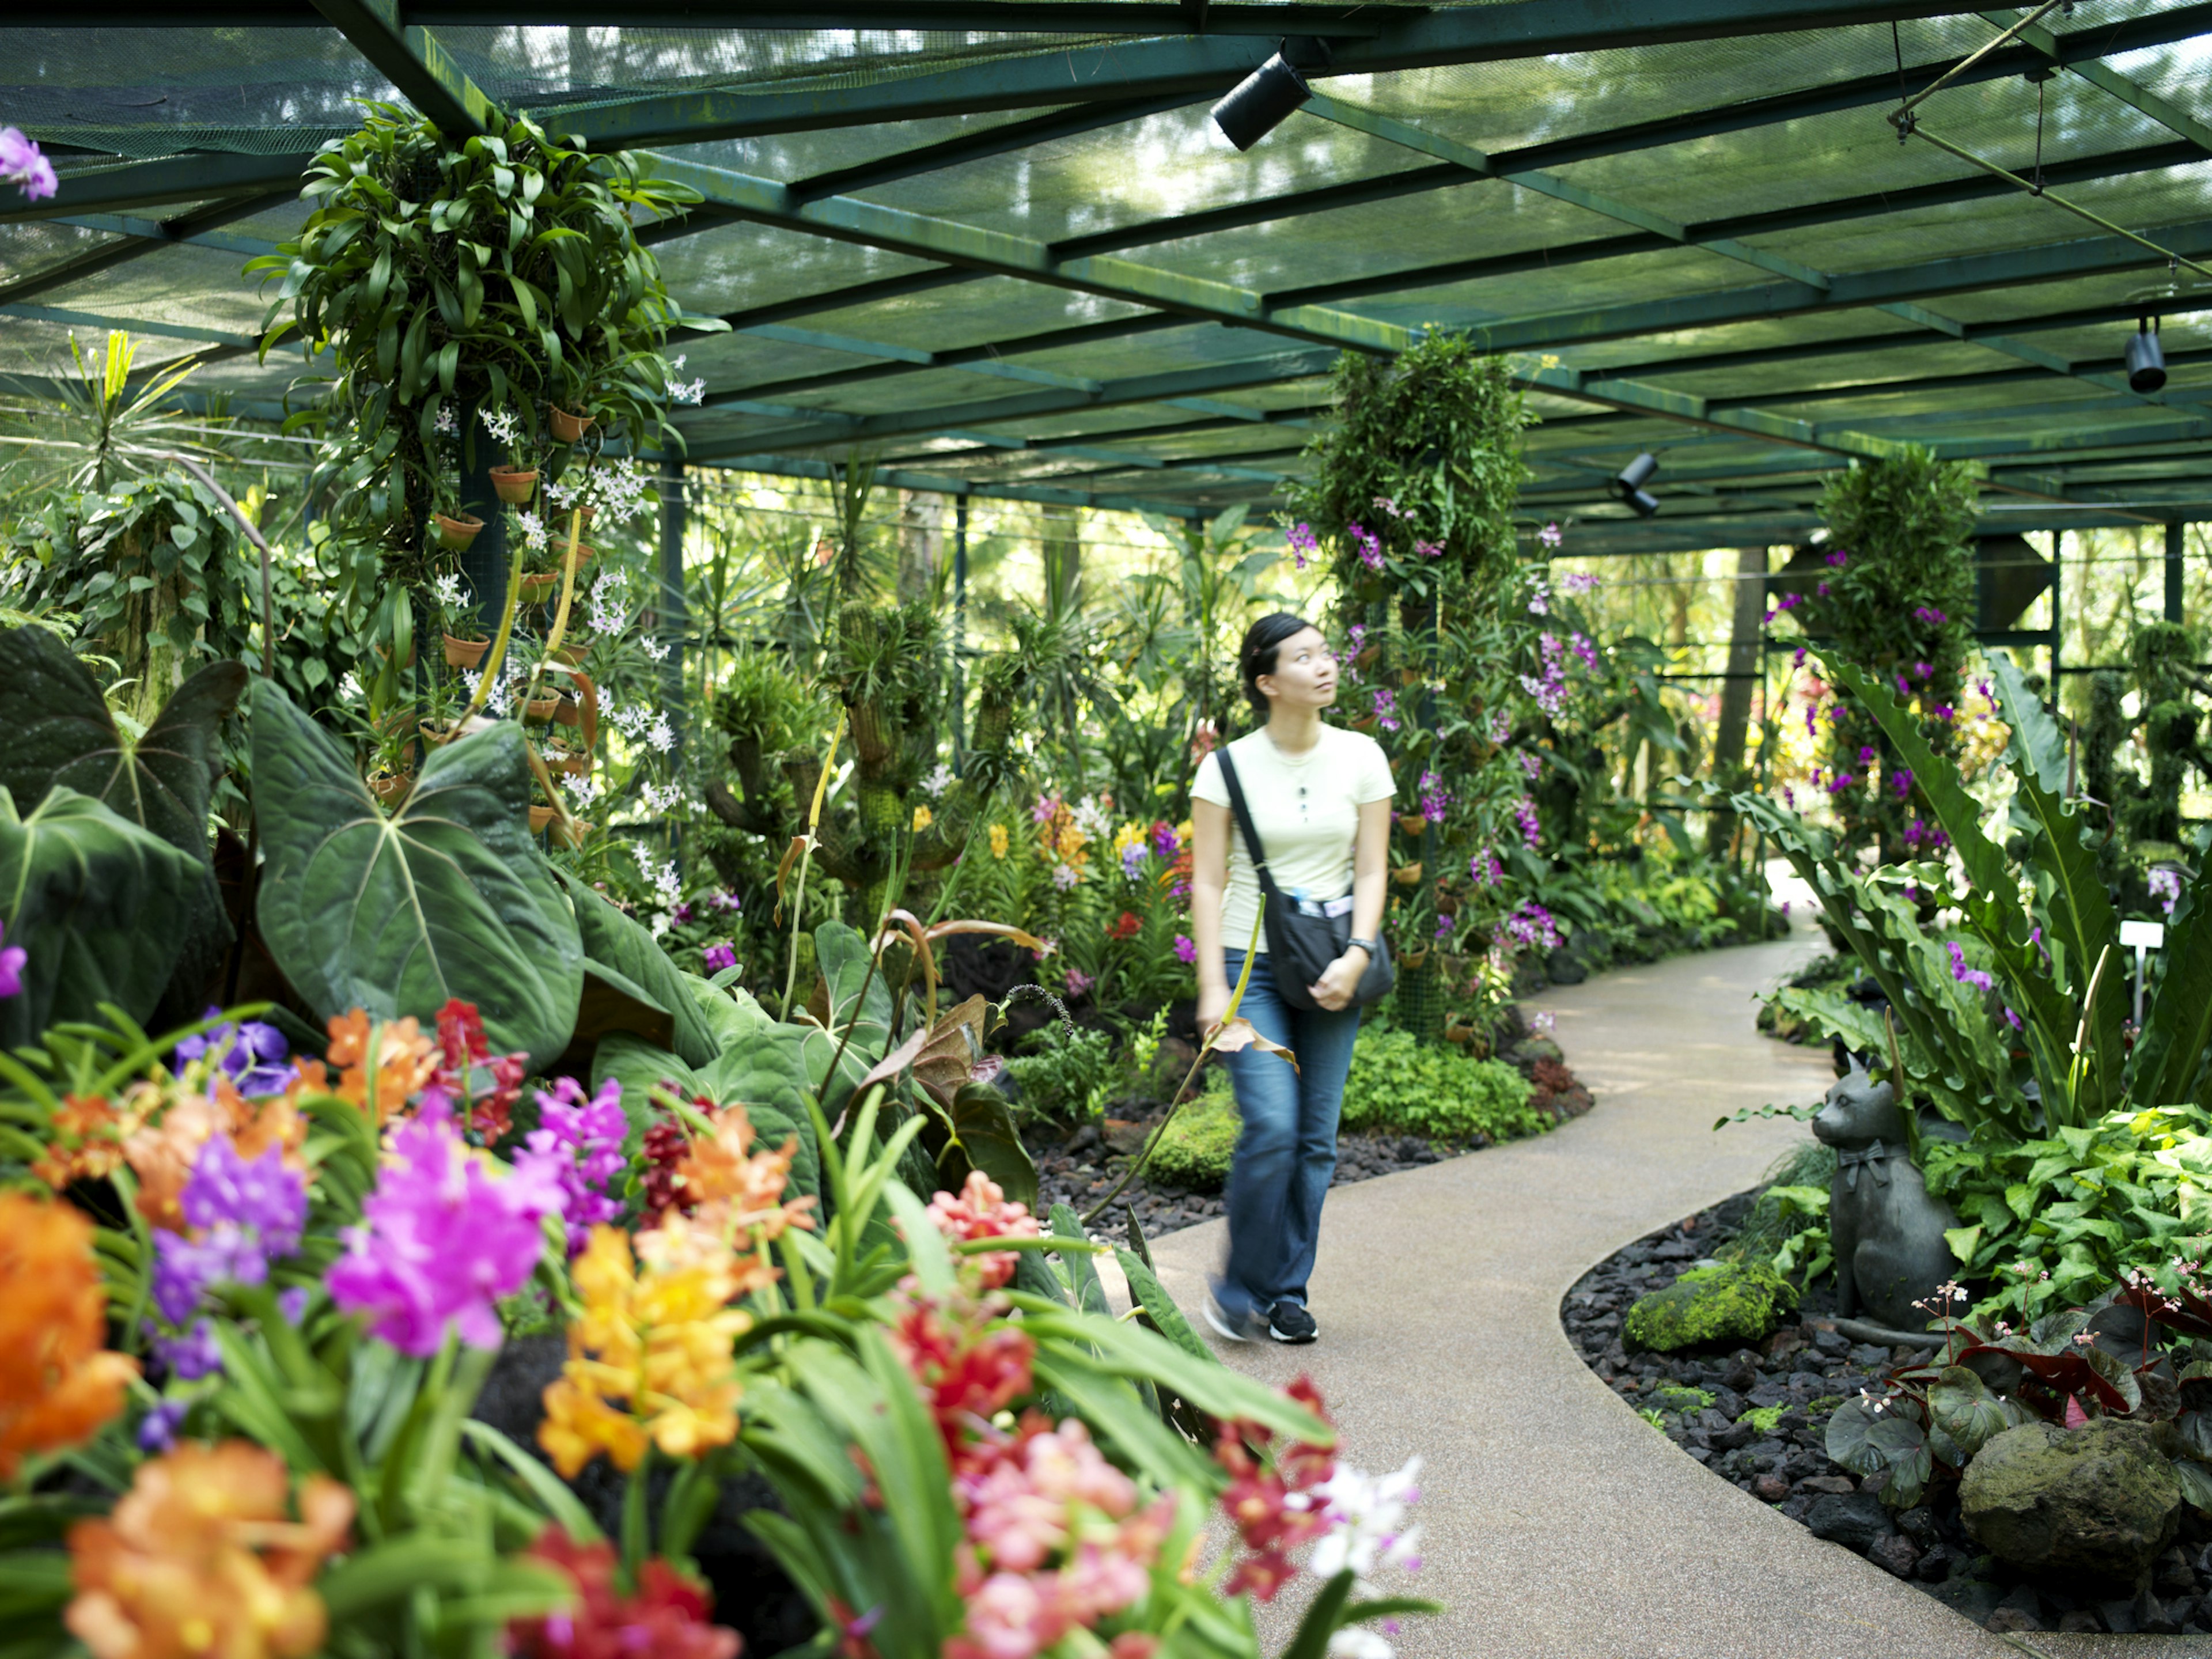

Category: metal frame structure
[8, 1, 2212, 549]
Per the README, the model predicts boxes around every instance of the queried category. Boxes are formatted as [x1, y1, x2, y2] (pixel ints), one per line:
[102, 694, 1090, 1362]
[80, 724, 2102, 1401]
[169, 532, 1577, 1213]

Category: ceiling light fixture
[1212, 45, 1313, 151]
[2128, 315, 2168, 394]
[1613, 452, 1661, 518]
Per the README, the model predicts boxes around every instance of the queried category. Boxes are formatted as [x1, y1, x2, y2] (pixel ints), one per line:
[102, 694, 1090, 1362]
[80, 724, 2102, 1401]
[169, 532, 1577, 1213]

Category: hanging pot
[1354, 643, 1380, 669]
[552, 641, 588, 665]
[443, 634, 490, 671]
[1392, 861, 1425, 886]
[420, 718, 460, 747]
[491, 466, 539, 506]
[550, 406, 596, 445]
[1399, 667, 1422, 688]
[367, 770, 414, 807]
[554, 541, 597, 578]
[1400, 945, 1431, 969]
[1397, 813, 1428, 836]
[522, 694, 560, 725]
[433, 511, 484, 552]
[551, 815, 593, 850]
[546, 744, 592, 775]
[1351, 714, 1379, 733]
[374, 639, 416, 672]
[518, 572, 559, 601]
[528, 805, 558, 836]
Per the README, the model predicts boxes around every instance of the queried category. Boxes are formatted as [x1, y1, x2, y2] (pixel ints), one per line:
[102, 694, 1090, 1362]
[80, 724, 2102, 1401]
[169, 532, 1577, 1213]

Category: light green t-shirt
[1191, 724, 1394, 955]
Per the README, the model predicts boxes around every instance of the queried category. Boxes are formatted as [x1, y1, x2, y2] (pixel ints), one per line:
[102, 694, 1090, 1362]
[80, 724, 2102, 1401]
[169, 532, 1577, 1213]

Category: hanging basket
[550, 406, 596, 445]
[1392, 861, 1425, 886]
[443, 634, 490, 671]
[1396, 813, 1428, 836]
[521, 695, 560, 725]
[491, 467, 539, 506]
[1351, 714, 1379, 733]
[518, 572, 559, 601]
[1354, 643, 1380, 669]
[528, 804, 557, 835]
[432, 511, 483, 552]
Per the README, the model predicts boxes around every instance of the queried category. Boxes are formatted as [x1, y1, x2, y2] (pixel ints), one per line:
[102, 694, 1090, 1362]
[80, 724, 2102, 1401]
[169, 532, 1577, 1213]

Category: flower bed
[1564, 1190, 2212, 1638]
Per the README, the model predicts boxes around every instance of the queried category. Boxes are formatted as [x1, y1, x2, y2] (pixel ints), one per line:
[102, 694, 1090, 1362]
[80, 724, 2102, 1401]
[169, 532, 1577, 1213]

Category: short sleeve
[1351, 734, 1393, 804]
[1191, 749, 1228, 806]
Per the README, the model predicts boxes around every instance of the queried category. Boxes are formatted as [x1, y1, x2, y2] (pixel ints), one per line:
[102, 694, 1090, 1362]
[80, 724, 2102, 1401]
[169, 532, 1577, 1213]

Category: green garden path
[1143, 925, 2150, 1659]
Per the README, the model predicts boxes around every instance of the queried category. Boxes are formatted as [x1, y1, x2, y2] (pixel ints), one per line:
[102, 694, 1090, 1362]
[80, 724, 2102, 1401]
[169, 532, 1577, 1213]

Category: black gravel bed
[1033, 1124, 1469, 1241]
[1563, 1191, 2212, 1638]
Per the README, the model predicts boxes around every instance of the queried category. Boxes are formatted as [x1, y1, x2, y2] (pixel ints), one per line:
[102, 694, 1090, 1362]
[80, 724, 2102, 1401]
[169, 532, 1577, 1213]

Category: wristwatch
[1347, 938, 1379, 959]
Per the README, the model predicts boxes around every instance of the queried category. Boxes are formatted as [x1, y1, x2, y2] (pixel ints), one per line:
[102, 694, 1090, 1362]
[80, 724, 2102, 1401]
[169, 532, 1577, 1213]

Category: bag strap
[1215, 749, 1283, 906]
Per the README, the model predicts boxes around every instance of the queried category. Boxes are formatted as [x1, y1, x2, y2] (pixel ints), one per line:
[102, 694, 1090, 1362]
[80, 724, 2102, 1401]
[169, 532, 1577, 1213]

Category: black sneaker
[1268, 1301, 1319, 1344]
[1203, 1291, 1263, 1343]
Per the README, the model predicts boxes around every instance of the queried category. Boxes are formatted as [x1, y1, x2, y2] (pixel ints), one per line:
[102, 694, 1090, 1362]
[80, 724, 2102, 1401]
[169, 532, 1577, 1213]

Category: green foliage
[1923, 1105, 2212, 1321]
[1805, 448, 1978, 861]
[1624, 1259, 1797, 1353]
[1650, 1382, 1716, 1414]
[0, 785, 214, 1048]
[252, 681, 585, 1068]
[1003, 1022, 1119, 1124]
[1339, 1029, 1541, 1142]
[1148, 1085, 1241, 1190]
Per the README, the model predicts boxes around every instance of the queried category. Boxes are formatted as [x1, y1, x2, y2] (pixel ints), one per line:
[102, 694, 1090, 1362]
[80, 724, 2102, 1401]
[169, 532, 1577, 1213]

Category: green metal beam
[0, 192, 294, 308]
[50, 215, 284, 261]
[0, 152, 318, 225]
[0, 304, 256, 350]
[307, 0, 494, 136]
[548, 0, 2003, 148]
[686, 452, 1198, 518]
[1994, 9, 2212, 156]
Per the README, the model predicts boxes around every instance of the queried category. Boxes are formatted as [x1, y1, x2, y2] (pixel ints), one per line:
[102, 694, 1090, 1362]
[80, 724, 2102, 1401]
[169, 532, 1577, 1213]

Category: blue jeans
[1210, 948, 1363, 1321]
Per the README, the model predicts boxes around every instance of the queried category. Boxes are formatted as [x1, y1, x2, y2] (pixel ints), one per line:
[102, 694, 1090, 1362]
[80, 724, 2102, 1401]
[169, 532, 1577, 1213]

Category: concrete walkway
[1146, 927, 2056, 1659]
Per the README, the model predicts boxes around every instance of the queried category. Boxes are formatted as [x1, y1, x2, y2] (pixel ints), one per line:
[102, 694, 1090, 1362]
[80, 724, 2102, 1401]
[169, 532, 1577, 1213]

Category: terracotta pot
[518, 572, 559, 600]
[1392, 861, 1425, 886]
[374, 640, 416, 672]
[443, 634, 489, 670]
[1354, 643, 1380, 669]
[552, 641, 588, 665]
[577, 503, 596, 532]
[367, 771, 414, 806]
[433, 511, 483, 552]
[551, 815, 592, 850]
[1351, 714, 1379, 733]
[420, 719, 460, 747]
[528, 805, 556, 835]
[1444, 1022, 1473, 1045]
[550, 406, 595, 445]
[555, 540, 596, 575]
[491, 466, 539, 506]
[522, 695, 560, 725]
[546, 745, 592, 775]
[1399, 945, 1431, 969]
[1397, 813, 1428, 836]
[1400, 668, 1422, 687]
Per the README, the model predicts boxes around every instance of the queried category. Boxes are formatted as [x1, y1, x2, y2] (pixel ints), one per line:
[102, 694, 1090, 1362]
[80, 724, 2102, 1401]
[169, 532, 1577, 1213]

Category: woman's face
[1256, 627, 1338, 711]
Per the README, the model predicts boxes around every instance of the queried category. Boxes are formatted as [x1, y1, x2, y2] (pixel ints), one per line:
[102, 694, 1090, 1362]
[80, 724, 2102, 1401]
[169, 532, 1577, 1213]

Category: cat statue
[1811, 1060, 1960, 1332]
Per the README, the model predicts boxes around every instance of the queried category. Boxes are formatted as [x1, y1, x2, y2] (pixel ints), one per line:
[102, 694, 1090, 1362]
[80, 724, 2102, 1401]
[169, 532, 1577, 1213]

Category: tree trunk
[1705, 547, 1769, 858]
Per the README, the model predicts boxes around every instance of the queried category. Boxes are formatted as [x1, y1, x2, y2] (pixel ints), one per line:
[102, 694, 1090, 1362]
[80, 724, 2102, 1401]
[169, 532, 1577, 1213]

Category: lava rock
[1932, 1579, 2003, 1626]
[1805, 1490, 1893, 1552]
[1866, 1532, 1921, 1578]
[1961, 1418, 2182, 1588]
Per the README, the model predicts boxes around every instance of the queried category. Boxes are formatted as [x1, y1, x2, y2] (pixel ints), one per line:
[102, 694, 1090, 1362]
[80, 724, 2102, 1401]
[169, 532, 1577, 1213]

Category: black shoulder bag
[1216, 748, 1394, 1013]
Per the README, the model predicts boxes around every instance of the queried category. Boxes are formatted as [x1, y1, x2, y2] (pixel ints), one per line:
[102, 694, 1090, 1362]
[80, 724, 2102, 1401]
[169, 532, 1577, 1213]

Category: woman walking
[1189, 612, 1392, 1344]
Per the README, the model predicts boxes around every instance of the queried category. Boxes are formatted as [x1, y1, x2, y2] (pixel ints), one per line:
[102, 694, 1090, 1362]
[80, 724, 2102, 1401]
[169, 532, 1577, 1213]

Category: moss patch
[1147, 1091, 1240, 1190]
[1741, 1404, 1788, 1435]
[1651, 1384, 1716, 1415]
[1623, 1260, 1797, 1353]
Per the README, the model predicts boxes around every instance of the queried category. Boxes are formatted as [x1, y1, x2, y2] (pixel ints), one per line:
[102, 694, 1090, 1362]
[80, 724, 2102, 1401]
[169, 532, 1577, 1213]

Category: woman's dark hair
[1240, 612, 1319, 716]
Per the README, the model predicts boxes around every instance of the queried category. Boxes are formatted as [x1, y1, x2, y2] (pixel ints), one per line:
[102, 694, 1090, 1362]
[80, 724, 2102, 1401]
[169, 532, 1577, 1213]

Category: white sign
[2121, 920, 2167, 950]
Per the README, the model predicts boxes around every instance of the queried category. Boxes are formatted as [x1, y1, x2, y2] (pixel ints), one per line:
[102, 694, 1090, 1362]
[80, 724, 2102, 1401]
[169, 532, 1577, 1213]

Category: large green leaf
[0, 786, 213, 1047]
[0, 627, 247, 860]
[251, 686, 582, 1069]
[0, 628, 248, 1003]
[2133, 855, 2212, 1107]
[556, 869, 717, 1070]
[931, 1082, 1036, 1210]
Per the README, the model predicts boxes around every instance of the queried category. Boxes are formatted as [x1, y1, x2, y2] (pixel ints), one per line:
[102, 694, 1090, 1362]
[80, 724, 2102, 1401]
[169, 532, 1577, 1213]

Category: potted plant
[429, 570, 489, 668]
[430, 480, 484, 552]
[549, 403, 595, 445]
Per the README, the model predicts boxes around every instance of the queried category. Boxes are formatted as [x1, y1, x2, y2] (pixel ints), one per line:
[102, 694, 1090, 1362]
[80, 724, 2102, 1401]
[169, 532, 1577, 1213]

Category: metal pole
[2168, 521, 2186, 626]
[658, 457, 688, 743]
[2048, 528, 2063, 684]
[952, 494, 969, 766]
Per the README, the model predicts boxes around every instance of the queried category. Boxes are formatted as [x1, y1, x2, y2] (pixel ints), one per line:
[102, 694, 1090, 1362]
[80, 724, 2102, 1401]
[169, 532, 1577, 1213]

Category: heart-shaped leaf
[937, 1082, 1037, 1210]
[0, 785, 213, 1047]
[556, 869, 717, 1070]
[251, 684, 582, 1069]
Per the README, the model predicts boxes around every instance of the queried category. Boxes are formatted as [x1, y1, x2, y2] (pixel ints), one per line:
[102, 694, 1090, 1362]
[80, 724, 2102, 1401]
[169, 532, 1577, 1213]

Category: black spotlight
[2128, 315, 2168, 394]
[1612, 451, 1660, 518]
[1211, 51, 1310, 151]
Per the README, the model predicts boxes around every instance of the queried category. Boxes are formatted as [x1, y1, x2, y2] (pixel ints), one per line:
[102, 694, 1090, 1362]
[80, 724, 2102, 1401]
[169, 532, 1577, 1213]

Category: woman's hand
[1309, 949, 1368, 1012]
[1196, 982, 1233, 1035]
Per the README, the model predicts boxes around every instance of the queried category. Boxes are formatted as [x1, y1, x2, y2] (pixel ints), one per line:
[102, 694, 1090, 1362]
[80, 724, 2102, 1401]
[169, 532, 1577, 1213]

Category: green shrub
[1339, 1029, 1543, 1142]
[1003, 1023, 1118, 1123]
[1149, 1086, 1240, 1190]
